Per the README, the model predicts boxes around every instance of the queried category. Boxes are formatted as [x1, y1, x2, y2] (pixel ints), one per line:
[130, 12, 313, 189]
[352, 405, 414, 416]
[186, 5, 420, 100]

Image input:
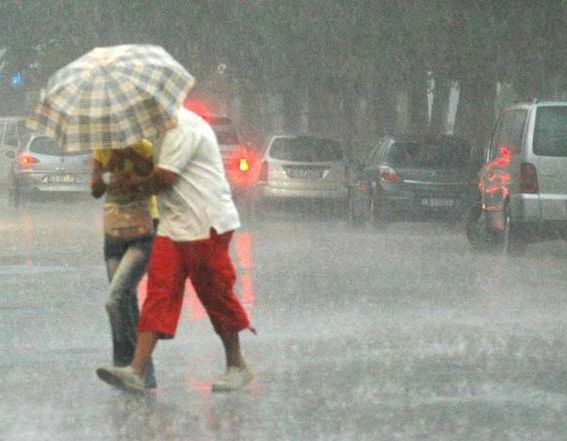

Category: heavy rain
[2, 2, 567, 440]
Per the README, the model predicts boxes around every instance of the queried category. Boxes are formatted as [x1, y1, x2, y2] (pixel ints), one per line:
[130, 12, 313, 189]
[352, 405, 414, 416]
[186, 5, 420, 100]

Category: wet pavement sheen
[2, 196, 567, 440]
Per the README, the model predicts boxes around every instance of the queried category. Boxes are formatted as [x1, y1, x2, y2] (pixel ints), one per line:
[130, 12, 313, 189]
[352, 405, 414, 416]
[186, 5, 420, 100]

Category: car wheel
[465, 203, 502, 252]
[371, 193, 389, 228]
[10, 186, 23, 208]
[503, 213, 527, 256]
[347, 192, 371, 227]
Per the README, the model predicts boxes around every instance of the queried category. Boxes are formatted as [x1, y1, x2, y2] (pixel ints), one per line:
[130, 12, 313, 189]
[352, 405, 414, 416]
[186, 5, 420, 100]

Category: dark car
[347, 134, 482, 226]
[5, 132, 91, 207]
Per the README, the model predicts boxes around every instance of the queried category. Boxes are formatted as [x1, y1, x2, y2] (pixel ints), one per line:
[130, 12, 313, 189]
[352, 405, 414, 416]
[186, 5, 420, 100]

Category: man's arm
[119, 166, 178, 194]
[90, 158, 107, 199]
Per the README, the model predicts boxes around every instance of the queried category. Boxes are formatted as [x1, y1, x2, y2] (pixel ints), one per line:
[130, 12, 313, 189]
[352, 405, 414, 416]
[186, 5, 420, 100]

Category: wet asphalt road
[2, 194, 567, 441]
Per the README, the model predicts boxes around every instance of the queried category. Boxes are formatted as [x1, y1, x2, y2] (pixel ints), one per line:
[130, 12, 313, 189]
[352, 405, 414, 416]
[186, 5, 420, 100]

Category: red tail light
[225, 147, 260, 188]
[379, 165, 401, 183]
[259, 161, 268, 182]
[239, 157, 251, 173]
[519, 162, 538, 193]
[355, 181, 369, 191]
[18, 153, 39, 169]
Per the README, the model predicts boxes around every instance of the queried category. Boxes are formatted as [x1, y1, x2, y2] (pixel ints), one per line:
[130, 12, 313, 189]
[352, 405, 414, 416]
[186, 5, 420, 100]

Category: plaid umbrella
[27, 44, 195, 151]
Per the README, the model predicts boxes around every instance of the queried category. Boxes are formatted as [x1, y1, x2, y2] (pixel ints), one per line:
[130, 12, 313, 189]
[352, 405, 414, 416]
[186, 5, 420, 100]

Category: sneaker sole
[96, 368, 145, 394]
[211, 372, 253, 392]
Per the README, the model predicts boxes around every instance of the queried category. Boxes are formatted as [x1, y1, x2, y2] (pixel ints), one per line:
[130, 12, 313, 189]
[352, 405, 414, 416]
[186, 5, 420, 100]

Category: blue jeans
[104, 234, 156, 389]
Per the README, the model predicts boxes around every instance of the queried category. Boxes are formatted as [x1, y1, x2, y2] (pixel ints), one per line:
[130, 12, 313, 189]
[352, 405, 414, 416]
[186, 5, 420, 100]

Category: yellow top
[93, 140, 158, 219]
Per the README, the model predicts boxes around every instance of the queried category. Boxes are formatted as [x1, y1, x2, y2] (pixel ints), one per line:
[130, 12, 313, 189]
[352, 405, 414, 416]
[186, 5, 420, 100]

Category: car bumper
[15, 175, 90, 194]
[382, 192, 472, 216]
[510, 193, 567, 222]
[256, 183, 347, 200]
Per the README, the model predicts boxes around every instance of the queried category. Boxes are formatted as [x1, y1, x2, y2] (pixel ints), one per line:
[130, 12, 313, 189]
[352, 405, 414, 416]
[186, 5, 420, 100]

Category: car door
[480, 109, 527, 212]
[529, 105, 567, 221]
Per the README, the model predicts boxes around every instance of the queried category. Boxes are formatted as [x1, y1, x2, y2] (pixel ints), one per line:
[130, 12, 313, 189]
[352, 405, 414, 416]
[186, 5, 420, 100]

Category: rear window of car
[533, 106, 567, 157]
[387, 141, 471, 169]
[28, 137, 61, 155]
[269, 137, 343, 162]
[28, 136, 86, 156]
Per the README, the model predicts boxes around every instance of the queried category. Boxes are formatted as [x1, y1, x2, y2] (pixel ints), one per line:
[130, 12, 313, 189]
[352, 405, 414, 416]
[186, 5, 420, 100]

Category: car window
[269, 137, 343, 162]
[28, 136, 89, 156]
[29, 137, 61, 155]
[489, 109, 527, 160]
[367, 141, 385, 166]
[533, 106, 567, 157]
[387, 141, 471, 169]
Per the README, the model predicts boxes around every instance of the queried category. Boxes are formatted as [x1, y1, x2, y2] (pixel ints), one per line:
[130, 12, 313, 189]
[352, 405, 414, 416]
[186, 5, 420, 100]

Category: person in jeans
[90, 140, 158, 389]
[96, 106, 253, 393]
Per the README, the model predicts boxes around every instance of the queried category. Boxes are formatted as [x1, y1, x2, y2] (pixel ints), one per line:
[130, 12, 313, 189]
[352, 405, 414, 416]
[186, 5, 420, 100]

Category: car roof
[269, 134, 339, 141]
[505, 99, 567, 110]
[386, 133, 471, 146]
[199, 114, 232, 124]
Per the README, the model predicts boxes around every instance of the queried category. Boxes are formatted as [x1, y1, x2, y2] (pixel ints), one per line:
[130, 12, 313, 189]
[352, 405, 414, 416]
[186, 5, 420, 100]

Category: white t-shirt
[154, 107, 240, 241]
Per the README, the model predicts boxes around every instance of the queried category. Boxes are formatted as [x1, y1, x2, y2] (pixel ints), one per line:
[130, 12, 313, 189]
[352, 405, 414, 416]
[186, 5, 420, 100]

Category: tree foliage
[1, 0, 566, 145]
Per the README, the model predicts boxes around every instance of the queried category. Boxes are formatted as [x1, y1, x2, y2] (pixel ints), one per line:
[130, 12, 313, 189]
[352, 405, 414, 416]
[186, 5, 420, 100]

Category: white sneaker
[212, 367, 253, 392]
[96, 365, 145, 394]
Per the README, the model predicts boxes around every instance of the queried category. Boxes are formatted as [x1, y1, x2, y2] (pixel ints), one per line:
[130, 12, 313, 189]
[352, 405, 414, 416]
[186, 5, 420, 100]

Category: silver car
[466, 99, 567, 254]
[6, 132, 91, 206]
[255, 135, 348, 203]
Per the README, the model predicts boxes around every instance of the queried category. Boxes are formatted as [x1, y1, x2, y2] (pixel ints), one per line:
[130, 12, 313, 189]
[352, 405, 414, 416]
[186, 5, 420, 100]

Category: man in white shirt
[96, 106, 253, 393]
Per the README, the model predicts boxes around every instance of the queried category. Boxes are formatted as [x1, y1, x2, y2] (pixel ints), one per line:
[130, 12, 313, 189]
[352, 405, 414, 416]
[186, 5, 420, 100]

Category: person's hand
[109, 171, 129, 190]
[112, 172, 143, 192]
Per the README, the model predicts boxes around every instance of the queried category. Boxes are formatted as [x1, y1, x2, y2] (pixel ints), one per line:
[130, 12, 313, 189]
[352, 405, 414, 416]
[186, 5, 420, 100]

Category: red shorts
[138, 230, 250, 338]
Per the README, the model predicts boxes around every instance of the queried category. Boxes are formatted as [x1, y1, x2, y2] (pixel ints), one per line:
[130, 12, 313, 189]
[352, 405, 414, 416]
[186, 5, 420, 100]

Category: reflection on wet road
[2, 196, 567, 440]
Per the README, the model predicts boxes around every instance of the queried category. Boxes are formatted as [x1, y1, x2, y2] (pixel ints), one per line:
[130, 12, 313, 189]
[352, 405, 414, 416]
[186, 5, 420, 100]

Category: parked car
[465, 99, 567, 254]
[254, 135, 348, 208]
[347, 134, 481, 226]
[5, 132, 91, 206]
[190, 112, 258, 197]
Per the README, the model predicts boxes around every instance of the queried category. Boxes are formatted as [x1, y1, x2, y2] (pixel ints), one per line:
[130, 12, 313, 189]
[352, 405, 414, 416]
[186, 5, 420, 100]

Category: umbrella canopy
[27, 44, 195, 151]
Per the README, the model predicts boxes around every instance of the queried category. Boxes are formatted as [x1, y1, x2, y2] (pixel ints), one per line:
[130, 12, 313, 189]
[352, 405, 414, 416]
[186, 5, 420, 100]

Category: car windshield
[270, 137, 343, 162]
[388, 141, 471, 169]
[533, 106, 567, 157]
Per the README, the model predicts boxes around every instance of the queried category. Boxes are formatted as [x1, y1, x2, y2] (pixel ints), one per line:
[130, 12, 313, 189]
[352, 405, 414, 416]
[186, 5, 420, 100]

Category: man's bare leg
[219, 332, 246, 370]
[130, 331, 159, 377]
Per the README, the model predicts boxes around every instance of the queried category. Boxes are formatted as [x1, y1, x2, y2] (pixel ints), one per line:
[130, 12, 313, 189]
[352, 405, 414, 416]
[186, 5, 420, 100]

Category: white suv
[466, 99, 567, 253]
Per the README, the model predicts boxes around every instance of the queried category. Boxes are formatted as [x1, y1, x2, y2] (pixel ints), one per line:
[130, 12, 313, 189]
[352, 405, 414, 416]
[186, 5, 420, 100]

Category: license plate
[44, 174, 76, 183]
[420, 198, 454, 207]
[286, 168, 324, 179]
